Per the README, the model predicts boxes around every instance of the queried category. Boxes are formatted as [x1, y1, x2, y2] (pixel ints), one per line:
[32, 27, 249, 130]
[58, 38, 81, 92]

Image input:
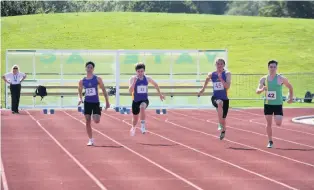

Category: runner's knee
[217, 100, 223, 107]
[85, 115, 91, 122]
[140, 102, 147, 109]
[93, 115, 100, 123]
[274, 115, 282, 126]
[275, 120, 282, 126]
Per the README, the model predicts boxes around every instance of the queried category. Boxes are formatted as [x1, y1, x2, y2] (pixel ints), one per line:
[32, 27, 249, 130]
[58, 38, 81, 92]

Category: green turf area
[2, 12, 314, 108]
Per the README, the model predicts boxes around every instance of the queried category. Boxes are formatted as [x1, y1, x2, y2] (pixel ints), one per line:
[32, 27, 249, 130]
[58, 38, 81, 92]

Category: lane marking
[1, 156, 9, 190]
[102, 112, 299, 190]
[172, 111, 314, 149]
[64, 111, 204, 190]
[150, 114, 314, 168]
[25, 110, 107, 190]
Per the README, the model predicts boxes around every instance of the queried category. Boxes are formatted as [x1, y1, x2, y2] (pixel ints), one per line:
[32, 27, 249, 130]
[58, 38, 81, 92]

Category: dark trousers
[10, 84, 21, 112]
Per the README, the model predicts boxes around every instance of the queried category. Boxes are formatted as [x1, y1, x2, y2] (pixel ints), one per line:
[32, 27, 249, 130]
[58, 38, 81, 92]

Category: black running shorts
[84, 101, 101, 115]
[211, 96, 229, 118]
[132, 100, 149, 115]
[264, 104, 283, 116]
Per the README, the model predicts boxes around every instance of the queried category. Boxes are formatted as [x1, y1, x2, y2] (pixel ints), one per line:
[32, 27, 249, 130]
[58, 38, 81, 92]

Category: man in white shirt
[2, 65, 27, 114]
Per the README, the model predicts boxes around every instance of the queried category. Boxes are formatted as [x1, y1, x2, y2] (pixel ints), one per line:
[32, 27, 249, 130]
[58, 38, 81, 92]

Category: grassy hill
[1, 12, 314, 108]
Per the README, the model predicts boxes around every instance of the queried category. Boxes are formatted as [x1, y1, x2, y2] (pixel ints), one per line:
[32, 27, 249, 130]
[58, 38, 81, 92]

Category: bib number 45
[213, 82, 224, 91]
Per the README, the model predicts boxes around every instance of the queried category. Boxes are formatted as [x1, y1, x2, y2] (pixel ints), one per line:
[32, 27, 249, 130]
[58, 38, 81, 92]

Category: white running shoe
[218, 124, 223, 131]
[130, 127, 136, 136]
[87, 139, 94, 146]
[141, 124, 146, 134]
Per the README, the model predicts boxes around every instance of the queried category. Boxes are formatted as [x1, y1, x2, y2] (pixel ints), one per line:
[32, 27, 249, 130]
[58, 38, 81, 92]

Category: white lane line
[150, 114, 314, 168]
[25, 110, 107, 190]
[1, 156, 9, 190]
[229, 117, 314, 136]
[171, 111, 314, 149]
[64, 111, 204, 190]
[103, 113, 298, 190]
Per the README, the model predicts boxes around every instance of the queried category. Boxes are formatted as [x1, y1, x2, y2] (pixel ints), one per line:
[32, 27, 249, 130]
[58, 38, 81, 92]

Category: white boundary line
[63, 111, 204, 190]
[249, 118, 314, 136]
[229, 117, 314, 136]
[207, 119, 314, 149]
[150, 115, 314, 168]
[231, 107, 313, 109]
[101, 112, 298, 190]
[187, 110, 314, 148]
[1, 157, 9, 190]
[197, 109, 314, 134]
[25, 111, 107, 190]
[292, 115, 314, 126]
[235, 109, 314, 117]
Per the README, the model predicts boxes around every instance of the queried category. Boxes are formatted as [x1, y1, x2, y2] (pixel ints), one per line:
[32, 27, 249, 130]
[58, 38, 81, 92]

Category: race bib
[266, 91, 276, 100]
[213, 82, 224, 91]
[137, 85, 147, 94]
[85, 88, 96, 96]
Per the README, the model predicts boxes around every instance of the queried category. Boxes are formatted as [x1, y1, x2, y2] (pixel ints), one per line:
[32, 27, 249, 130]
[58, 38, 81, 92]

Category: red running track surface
[1, 108, 314, 190]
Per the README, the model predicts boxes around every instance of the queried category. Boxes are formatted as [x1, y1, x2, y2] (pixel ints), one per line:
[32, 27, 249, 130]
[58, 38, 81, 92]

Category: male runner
[198, 58, 231, 140]
[78, 61, 110, 146]
[256, 60, 293, 148]
[129, 62, 165, 136]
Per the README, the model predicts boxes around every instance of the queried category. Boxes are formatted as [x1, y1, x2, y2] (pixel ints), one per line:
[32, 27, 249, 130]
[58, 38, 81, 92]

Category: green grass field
[1, 12, 314, 108]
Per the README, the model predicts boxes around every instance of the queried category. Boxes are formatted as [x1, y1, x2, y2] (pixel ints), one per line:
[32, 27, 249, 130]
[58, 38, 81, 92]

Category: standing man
[198, 58, 231, 140]
[2, 65, 27, 114]
[78, 61, 110, 146]
[128, 62, 165, 136]
[256, 60, 293, 148]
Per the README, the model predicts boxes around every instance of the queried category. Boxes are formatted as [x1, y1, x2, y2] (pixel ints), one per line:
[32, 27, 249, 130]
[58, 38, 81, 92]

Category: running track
[1, 108, 314, 190]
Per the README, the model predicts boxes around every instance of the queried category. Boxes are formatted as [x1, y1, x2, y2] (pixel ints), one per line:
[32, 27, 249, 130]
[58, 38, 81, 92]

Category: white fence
[5, 49, 228, 109]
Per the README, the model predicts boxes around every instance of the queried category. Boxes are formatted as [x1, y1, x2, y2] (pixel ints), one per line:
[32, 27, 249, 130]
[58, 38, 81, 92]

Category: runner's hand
[105, 101, 110, 110]
[160, 94, 165, 101]
[198, 88, 205, 96]
[218, 73, 222, 80]
[78, 99, 83, 106]
[133, 76, 139, 83]
[263, 86, 267, 91]
[287, 98, 293, 104]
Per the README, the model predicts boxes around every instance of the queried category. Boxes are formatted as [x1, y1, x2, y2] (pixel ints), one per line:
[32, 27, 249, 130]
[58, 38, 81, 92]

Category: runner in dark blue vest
[78, 61, 110, 146]
[198, 58, 231, 140]
[128, 62, 165, 136]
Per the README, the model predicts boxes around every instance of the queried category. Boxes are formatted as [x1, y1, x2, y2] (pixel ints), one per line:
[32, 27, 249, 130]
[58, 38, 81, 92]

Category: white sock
[141, 120, 145, 126]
